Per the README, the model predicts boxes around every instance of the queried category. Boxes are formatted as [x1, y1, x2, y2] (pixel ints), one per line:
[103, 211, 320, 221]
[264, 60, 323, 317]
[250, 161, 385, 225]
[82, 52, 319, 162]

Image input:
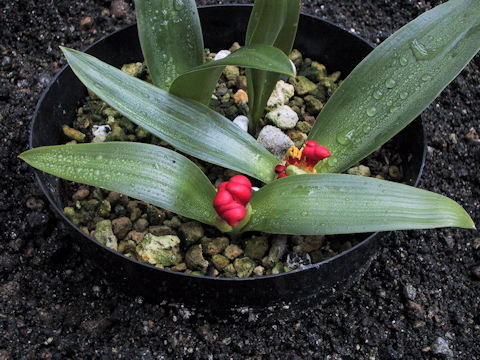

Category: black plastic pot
[31, 5, 426, 313]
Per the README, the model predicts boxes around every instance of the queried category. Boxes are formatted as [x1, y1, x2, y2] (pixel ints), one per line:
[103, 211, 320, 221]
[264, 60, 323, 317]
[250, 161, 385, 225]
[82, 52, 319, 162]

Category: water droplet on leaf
[174, 0, 184, 10]
[373, 90, 383, 100]
[410, 39, 430, 60]
[399, 56, 408, 66]
[385, 78, 396, 89]
[327, 157, 338, 167]
[421, 74, 431, 82]
[336, 129, 355, 146]
[366, 107, 377, 117]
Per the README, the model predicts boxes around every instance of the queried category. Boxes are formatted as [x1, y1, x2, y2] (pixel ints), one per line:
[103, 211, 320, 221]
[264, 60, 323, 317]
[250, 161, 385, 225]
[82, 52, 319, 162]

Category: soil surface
[1, 0, 479, 359]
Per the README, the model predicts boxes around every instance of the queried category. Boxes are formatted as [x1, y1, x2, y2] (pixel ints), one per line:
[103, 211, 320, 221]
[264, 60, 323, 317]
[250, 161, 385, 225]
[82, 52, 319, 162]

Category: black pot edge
[29, 6, 427, 296]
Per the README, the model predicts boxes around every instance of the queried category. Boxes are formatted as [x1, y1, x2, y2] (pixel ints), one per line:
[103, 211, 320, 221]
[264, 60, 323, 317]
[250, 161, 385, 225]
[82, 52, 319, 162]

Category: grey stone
[403, 284, 417, 300]
[245, 236, 268, 260]
[111, 216, 132, 239]
[136, 234, 182, 266]
[185, 244, 209, 273]
[348, 165, 371, 177]
[265, 235, 288, 268]
[431, 337, 453, 358]
[257, 125, 294, 160]
[234, 257, 256, 278]
[179, 221, 204, 248]
[266, 80, 295, 109]
[91, 220, 118, 251]
[265, 105, 299, 130]
[224, 244, 244, 260]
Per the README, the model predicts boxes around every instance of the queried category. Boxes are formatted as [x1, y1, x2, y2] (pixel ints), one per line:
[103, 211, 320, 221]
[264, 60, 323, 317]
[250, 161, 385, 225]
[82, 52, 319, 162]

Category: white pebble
[267, 80, 295, 109]
[214, 50, 231, 61]
[233, 115, 249, 132]
[92, 124, 111, 137]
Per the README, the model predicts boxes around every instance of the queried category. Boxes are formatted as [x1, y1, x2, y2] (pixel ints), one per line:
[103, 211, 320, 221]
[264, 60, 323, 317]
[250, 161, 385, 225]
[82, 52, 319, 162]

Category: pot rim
[30, 5, 427, 283]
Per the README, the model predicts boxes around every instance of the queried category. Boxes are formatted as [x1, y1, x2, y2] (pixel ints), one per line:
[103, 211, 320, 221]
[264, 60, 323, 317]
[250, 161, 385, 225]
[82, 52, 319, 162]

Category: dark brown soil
[1, 0, 479, 359]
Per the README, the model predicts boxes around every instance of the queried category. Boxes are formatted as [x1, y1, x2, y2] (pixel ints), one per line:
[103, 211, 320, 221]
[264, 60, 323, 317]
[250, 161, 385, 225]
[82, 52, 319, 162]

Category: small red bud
[275, 164, 286, 173]
[213, 190, 233, 211]
[221, 203, 246, 227]
[302, 140, 317, 159]
[313, 145, 330, 160]
[226, 182, 251, 205]
[229, 175, 252, 188]
[216, 201, 240, 216]
[303, 141, 330, 161]
[217, 182, 228, 192]
[213, 175, 252, 227]
[277, 173, 288, 178]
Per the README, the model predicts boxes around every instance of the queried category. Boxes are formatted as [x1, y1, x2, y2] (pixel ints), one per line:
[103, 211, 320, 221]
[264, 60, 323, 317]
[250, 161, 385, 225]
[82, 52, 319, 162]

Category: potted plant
[22, 0, 478, 311]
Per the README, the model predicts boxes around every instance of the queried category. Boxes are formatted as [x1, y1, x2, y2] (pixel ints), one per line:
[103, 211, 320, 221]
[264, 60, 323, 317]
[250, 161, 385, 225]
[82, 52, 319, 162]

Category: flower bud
[213, 175, 252, 227]
[226, 182, 251, 205]
[217, 182, 228, 192]
[221, 203, 246, 227]
[213, 189, 233, 212]
[229, 175, 252, 188]
[303, 140, 330, 161]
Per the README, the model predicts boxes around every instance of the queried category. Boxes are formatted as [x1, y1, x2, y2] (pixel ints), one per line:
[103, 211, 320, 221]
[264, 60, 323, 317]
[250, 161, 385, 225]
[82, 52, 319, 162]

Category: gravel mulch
[1, 0, 478, 358]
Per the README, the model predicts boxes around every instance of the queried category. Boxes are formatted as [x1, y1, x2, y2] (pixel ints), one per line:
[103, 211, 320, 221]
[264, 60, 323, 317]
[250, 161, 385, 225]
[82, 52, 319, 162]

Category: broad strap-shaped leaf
[61, 47, 278, 183]
[245, 0, 300, 134]
[20, 142, 218, 225]
[134, 0, 204, 89]
[169, 44, 295, 105]
[308, 0, 480, 173]
[243, 174, 475, 235]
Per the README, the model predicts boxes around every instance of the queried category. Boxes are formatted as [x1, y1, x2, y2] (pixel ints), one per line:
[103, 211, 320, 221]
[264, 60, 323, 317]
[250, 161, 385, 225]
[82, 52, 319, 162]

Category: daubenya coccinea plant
[21, 0, 478, 240]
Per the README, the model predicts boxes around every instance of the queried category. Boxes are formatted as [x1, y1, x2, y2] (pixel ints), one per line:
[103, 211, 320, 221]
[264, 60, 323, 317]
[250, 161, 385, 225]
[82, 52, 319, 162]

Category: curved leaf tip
[20, 142, 218, 225]
[244, 174, 475, 235]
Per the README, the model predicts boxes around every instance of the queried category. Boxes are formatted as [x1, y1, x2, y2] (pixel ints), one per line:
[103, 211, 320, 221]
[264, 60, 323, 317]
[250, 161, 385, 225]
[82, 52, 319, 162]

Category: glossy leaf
[20, 142, 218, 225]
[243, 174, 475, 235]
[61, 47, 278, 183]
[308, 0, 480, 173]
[134, 0, 204, 89]
[245, 0, 300, 134]
[169, 44, 296, 105]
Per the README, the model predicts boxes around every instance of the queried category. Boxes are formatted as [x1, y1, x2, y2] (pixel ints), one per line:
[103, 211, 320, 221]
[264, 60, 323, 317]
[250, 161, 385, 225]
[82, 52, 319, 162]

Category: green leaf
[245, 0, 300, 134]
[134, 0, 204, 89]
[308, 0, 480, 173]
[20, 142, 217, 225]
[169, 44, 295, 105]
[61, 47, 278, 183]
[243, 174, 475, 235]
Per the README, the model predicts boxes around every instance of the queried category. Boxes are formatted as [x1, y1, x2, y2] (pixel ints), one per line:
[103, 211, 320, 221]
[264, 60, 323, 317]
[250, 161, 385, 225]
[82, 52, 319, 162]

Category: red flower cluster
[302, 140, 331, 163]
[213, 175, 252, 227]
[275, 164, 288, 179]
[275, 140, 330, 178]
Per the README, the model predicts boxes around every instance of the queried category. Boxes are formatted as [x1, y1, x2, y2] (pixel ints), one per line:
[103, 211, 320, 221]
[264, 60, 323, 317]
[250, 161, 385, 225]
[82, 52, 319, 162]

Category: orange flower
[275, 140, 330, 178]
